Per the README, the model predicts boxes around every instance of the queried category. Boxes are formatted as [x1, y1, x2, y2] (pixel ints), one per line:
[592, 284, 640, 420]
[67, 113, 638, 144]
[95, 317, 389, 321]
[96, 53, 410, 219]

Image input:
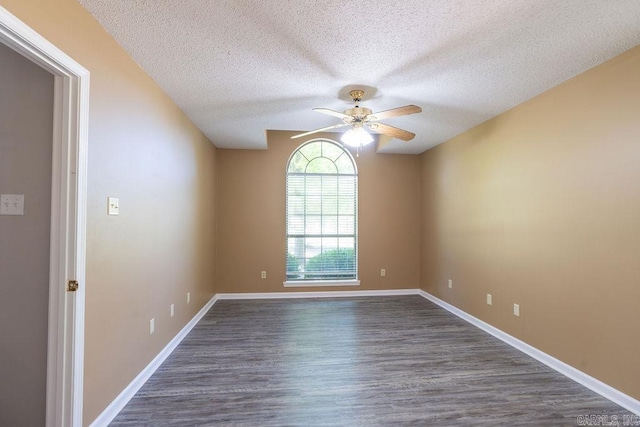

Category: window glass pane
[322, 175, 338, 192]
[288, 151, 309, 173]
[335, 154, 355, 174]
[305, 195, 321, 215]
[307, 157, 337, 174]
[288, 207, 304, 223]
[305, 175, 322, 191]
[338, 196, 354, 214]
[322, 195, 338, 215]
[338, 216, 355, 234]
[322, 215, 338, 234]
[288, 176, 305, 194]
[305, 215, 322, 235]
[338, 237, 355, 249]
[322, 237, 338, 251]
[286, 252, 302, 279]
[299, 142, 321, 161]
[288, 194, 304, 211]
[322, 142, 346, 162]
[305, 247, 355, 279]
[338, 176, 355, 191]
[288, 237, 305, 257]
[305, 237, 322, 257]
[288, 214, 304, 234]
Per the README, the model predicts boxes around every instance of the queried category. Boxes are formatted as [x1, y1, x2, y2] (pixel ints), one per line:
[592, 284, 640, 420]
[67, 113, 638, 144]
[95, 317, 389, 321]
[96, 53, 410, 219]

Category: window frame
[283, 138, 360, 288]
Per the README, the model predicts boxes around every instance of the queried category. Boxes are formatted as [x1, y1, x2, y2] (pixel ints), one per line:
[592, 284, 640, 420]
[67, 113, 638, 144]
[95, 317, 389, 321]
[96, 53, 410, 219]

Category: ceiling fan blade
[368, 105, 422, 121]
[291, 122, 351, 139]
[368, 123, 416, 142]
[313, 108, 352, 120]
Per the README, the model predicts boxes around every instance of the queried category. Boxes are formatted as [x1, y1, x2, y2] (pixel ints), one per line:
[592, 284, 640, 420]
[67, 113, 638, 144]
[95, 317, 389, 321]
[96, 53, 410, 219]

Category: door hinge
[67, 280, 79, 292]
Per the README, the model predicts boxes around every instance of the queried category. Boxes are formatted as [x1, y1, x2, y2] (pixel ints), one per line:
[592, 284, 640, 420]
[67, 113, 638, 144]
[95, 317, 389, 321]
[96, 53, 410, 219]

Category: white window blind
[286, 139, 357, 281]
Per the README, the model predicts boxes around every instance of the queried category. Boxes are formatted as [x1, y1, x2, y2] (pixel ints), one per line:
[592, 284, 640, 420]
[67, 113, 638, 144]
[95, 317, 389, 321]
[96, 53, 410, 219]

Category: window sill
[283, 279, 361, 288]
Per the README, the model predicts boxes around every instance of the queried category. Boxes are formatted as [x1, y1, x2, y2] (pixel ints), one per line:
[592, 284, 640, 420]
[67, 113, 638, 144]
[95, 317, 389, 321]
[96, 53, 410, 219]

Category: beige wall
[0, 0, 218, 424]
[216, 131, 421, 293]
[0, 42, 53, 426]
[420, 45, 640, 399]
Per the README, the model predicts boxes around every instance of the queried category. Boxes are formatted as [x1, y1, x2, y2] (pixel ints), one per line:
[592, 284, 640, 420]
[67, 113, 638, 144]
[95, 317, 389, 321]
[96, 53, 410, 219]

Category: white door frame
[0, 6, 89, 427]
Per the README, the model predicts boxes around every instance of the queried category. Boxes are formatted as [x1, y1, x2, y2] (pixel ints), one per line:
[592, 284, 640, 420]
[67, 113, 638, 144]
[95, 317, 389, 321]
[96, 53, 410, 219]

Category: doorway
[0, 6, 89, 427]
[0, 40, 54, 426]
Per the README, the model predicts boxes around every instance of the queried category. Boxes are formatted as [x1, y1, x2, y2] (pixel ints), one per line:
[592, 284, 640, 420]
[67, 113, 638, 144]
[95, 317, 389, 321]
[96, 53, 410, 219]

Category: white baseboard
[417, 290, 640, 416]
[216, 288, 419, 300]
[89, 295, 219, 427]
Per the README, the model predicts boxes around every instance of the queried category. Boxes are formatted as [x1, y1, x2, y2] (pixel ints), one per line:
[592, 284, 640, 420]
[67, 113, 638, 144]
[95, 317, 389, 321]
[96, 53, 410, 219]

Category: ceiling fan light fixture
[341, 126, 374, 148]
[291, 88, 421, 143]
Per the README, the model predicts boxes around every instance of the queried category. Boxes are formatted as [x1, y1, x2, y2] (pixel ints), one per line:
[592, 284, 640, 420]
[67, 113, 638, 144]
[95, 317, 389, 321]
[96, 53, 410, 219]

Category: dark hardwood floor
[110, 296, 631, 426]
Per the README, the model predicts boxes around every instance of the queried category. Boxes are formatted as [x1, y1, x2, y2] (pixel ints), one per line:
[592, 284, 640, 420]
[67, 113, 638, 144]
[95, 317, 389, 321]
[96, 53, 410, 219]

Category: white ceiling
[78, 0, 640, 154]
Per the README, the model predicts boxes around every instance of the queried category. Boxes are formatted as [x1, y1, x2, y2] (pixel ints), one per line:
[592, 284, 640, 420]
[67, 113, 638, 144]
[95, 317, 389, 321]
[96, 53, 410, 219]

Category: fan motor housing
[344, 107, 372, 121]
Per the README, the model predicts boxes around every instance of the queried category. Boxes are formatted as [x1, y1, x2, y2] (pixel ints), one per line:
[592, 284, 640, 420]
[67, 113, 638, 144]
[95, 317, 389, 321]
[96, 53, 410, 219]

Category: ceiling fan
[291, 89, 422, 147]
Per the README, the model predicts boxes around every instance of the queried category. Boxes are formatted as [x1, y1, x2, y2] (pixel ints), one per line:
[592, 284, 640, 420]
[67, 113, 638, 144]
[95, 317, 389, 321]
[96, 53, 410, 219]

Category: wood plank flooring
[110, 296, 632, 426]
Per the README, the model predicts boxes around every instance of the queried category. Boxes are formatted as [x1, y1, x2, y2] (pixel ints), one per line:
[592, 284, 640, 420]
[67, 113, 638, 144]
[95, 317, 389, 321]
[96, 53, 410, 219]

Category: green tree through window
[286, 139, 357, 281]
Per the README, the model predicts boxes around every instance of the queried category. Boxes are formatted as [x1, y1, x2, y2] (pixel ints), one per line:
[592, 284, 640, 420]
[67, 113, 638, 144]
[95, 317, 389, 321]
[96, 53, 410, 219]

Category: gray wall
[0, 42, 54, 426]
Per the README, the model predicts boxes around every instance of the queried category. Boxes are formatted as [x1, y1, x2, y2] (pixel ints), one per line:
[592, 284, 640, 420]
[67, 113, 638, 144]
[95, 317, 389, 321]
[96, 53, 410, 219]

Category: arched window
[285, 139, 358, 285]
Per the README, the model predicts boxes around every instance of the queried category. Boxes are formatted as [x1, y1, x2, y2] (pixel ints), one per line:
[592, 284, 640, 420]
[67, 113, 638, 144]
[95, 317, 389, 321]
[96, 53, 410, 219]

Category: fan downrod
[345, 89, 371, 121]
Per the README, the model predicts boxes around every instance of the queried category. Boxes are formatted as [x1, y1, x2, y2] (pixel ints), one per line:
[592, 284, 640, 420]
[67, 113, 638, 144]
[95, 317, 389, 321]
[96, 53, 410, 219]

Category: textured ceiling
[78, 0, 640, 154]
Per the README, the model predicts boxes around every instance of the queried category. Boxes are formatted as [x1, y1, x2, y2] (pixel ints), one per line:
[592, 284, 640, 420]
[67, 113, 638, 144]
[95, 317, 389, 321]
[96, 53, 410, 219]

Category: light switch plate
[0, 194, 24, 215]
[107, 197, 119, 215]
